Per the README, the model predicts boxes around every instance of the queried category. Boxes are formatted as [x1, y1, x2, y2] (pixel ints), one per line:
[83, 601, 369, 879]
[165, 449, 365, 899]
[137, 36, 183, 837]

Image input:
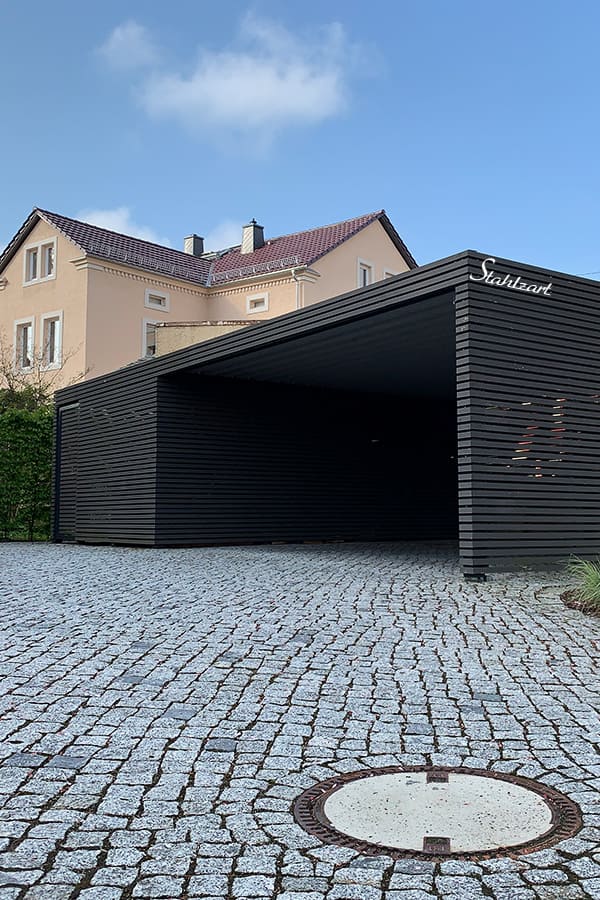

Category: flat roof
[56, 250, 600, 405]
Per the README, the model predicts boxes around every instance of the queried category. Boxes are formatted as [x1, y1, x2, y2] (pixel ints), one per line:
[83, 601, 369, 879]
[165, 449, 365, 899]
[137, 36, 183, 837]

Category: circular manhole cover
[293, 766, 581, 860]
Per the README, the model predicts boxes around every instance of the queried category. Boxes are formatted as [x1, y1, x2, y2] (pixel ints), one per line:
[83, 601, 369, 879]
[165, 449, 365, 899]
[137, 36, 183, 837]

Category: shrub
[564, 557, 600, 615]
[0, 406, 53, 541]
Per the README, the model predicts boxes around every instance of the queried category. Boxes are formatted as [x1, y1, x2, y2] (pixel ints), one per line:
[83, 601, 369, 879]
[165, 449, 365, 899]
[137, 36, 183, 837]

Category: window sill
[23, 275, 56, 287]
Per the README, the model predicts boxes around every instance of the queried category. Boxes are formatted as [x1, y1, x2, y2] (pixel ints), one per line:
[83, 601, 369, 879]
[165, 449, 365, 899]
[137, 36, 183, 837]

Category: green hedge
[0, 407, 53, 540]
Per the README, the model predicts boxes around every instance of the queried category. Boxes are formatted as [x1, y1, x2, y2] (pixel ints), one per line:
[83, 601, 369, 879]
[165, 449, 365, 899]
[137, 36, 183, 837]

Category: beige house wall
[0, 214, 413, 386]
[0, 220, 88, 390]
[155, 321, 257, 356]
[84, 263, 209, 378]
[206, 219, 411, 323]
[302, 219, 411, 308]
[207, 275, 298, 321]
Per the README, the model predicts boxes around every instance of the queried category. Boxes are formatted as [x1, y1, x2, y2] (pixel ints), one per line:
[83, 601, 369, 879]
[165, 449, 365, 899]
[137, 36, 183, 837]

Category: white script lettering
[470, 257, 552, 295]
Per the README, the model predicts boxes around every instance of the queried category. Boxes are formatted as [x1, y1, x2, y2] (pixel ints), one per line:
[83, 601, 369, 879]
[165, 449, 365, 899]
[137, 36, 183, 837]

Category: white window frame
[357, 257, 374, 288]
[142, 318, 158, 358]
[246, 292, 269, 314]
[144, 288, 170, 312]
[40, 310, 63, 370]
[383, 269, 398, 280]
[14, 317, 35, 371]
[23, 238, 57, 285]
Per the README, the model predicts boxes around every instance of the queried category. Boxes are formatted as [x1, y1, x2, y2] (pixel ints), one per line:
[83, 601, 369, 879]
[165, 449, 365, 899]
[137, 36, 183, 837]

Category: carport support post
[455, 282, 488, 580]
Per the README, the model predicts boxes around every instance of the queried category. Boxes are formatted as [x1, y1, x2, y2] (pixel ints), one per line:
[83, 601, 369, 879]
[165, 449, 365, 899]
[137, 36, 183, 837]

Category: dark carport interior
[155, 292, 458, 546]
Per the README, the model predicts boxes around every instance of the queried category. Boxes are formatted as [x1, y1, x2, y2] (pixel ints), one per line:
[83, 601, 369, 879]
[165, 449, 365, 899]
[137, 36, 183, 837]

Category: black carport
[54, 251, 600, 577]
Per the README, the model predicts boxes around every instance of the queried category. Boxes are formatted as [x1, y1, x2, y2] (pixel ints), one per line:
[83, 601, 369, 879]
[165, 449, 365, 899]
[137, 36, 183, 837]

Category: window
[42, 243, 55, 278]
[24, 238, 56, 284]
[14, 318, 34, 370]
[357, 259, 373, 288]
[145, 288, 170, 311]
[246, 292, 269, 314]
[41, 312, 62, 368]
[143, 320, 157, 357]
[25, 248, 38, 282]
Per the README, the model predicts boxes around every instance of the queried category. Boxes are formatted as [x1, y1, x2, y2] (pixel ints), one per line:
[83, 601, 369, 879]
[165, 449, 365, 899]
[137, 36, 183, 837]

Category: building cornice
[208, 266, 320, 298]
[70, 254, 321, 298]
[71, 256, 209, 298]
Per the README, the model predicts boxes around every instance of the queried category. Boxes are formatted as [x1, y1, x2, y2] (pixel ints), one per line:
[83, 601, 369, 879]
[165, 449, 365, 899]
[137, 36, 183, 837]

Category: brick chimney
[241, 219, 265, 255]
[184, 234, 204, 256]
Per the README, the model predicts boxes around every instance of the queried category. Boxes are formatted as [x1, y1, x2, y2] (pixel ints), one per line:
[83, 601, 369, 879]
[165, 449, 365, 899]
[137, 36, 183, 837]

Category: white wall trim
[383, 269, 399, 280]
[144, 287, 170, 312]
[245, 291, 270, 314]
[23, 237, 57, 286]
[40, 309, 64, 370]
[142, 317, 158, 358]
[13, 316, 35, 371]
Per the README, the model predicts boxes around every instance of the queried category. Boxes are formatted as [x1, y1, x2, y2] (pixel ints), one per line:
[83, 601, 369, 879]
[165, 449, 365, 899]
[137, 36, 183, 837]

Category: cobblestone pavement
[0, 542, 598, 900]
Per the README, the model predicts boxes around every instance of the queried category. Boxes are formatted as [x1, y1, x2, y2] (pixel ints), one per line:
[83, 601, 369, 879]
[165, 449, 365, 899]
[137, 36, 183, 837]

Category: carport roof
[56, 249, 594, 404]
[56, 250, 471, 406]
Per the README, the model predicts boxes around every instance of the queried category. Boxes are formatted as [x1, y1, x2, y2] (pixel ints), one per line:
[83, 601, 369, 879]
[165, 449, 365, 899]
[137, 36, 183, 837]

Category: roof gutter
[210, 265, 317, 291]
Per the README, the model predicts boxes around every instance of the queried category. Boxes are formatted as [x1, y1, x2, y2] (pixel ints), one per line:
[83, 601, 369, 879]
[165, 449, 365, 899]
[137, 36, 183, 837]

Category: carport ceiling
[195, 291, 456, 398]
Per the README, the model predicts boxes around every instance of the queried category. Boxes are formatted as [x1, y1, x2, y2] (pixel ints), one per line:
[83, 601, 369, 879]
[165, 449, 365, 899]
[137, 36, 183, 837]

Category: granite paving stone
[0, 542, 597, 900]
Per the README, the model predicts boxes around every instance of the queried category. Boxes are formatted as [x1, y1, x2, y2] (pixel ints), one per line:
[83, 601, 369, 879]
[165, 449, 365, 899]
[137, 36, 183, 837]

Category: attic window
[145, 288, 170, 311]
[24, 239, 56, 284]
[357, 258, 373, 288]
[246, 292, 269, 314]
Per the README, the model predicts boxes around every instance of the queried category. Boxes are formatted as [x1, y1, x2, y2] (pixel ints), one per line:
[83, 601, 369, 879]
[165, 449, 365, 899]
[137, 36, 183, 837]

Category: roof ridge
[35, 208, 385, 257]
[266, 210, 384, 244]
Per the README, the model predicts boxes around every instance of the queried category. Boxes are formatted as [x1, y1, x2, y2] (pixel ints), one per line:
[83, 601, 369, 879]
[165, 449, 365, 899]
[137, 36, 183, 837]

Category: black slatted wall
[54, 251, 600, 577]
[54, 404, 80, 541]
[155, 373, 458, 545]
[53, 370, 158, 544]
[457, 254, 600, 575]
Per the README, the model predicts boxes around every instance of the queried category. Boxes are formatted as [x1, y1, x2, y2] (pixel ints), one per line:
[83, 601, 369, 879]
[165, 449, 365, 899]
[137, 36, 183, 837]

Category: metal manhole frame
[293, 765, 582, 861]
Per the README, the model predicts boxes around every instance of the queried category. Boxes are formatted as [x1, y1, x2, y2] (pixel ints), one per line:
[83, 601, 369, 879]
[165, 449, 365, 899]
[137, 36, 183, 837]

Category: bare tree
[0, 331, 87, 408]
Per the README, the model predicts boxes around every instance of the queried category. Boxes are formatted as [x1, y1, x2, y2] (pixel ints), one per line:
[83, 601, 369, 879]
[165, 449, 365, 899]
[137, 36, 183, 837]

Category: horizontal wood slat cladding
[53, 249, 600, 576]
[55, 370, 159, 544]
[54, 405, 79, 540]
[53, 253, 468, 549]
[155, 374, 458, 546]
[457, 255, 600, 575]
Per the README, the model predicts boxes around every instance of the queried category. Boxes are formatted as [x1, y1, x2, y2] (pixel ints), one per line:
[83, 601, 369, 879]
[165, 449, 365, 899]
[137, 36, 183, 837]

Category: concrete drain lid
[293, 766, 582, 860]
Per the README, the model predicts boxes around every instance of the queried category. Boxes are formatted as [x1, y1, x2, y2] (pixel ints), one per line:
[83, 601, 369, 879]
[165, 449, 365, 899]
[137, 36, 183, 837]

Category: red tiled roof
[0, 209, 416, 287]
[211, 211, 387, 282]
[38, 210, 213, 285]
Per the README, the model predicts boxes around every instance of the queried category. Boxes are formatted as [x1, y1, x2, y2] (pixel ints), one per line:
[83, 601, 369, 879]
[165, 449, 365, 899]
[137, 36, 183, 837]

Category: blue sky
[2, 1, 600, 276]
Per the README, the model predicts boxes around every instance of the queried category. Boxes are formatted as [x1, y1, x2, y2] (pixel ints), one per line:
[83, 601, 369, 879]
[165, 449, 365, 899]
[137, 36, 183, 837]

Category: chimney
[184, 234, 204, 256]
[241, 219, 265, 255]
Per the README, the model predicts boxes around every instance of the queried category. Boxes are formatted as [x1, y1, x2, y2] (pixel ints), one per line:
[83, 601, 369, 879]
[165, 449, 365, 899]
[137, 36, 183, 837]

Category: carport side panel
[54, 374, 159, 545]
[456, 284, 481, 577]
[457, 262, 600, 575]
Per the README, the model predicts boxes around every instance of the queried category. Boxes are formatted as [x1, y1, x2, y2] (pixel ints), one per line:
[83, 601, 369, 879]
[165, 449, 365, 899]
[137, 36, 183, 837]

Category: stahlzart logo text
[470, 257, 552, 295]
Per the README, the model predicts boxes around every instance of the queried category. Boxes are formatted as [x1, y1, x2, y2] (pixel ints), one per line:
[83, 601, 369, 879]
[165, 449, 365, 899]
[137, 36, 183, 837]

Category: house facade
[0, 209, 415, 388]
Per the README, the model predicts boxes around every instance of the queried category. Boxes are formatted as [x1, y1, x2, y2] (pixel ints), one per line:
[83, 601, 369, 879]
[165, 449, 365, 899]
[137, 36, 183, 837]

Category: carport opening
[156, 291, 458, 548]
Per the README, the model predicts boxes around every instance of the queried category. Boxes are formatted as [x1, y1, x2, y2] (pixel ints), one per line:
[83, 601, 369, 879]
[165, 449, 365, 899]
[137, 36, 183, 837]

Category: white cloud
[203, 220, 243, 252]
[77, 206, 170, 246]
[98, 21, 157, 71]
[136, 15, 353, 146]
